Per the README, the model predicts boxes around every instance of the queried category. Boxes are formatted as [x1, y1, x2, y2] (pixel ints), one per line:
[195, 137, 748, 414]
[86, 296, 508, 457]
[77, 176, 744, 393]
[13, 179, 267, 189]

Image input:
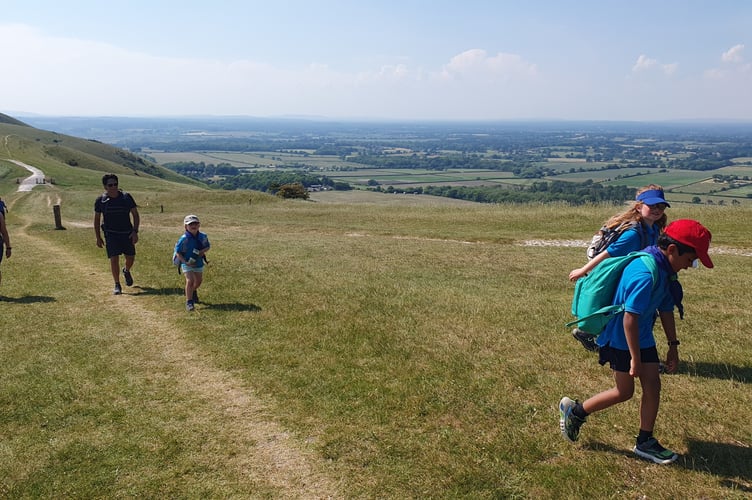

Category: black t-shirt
[94, 190, 137, 233]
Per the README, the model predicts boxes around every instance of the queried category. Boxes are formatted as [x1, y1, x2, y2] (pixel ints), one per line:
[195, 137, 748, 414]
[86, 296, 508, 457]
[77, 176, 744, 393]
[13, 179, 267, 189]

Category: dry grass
[1, 184, 750, 498]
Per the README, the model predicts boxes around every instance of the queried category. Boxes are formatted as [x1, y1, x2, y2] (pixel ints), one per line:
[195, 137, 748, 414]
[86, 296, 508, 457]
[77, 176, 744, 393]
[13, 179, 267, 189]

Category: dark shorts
[598, 344, 660, 373]
[105, 232, 136, 258]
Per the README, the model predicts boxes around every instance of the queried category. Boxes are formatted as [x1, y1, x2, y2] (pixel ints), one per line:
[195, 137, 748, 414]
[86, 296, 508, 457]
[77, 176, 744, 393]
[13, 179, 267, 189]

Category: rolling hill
[0, 112, 196, 186]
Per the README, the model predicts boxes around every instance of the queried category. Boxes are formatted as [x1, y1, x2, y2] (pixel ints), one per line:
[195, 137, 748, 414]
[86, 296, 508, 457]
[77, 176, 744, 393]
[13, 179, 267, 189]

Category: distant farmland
[147, 149, 752, 205]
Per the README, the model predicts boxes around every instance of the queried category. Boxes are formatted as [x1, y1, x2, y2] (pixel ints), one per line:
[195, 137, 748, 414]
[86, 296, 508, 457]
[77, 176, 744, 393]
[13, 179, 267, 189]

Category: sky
[1, 0, 751, 122]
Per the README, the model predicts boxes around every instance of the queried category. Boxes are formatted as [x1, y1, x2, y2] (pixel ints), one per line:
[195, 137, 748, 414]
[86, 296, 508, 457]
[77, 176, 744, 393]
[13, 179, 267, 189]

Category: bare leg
[109, 256, 121, 283]
[582, 370, 635, 414]
[638, 363, 662, 432]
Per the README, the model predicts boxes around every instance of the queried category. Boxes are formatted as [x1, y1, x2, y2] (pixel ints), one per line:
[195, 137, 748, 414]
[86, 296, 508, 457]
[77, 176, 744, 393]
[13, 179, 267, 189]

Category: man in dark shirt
[94, 174, 140, 295]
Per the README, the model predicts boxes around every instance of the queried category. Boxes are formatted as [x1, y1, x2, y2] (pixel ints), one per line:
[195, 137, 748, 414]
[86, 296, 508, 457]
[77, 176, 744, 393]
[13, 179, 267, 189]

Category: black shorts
[105, 232, 136, 258]
[598, 344, 660, 373]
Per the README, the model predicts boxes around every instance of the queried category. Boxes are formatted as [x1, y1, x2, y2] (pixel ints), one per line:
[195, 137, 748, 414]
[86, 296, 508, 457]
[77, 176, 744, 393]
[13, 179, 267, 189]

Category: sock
[637, 429, 653, 444]
[573, 403, 589, 419]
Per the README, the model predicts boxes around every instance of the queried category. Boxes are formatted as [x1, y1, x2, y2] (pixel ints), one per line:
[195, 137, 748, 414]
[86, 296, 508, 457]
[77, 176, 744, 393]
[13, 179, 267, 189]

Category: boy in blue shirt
[174, 214, 211, 311]
[560, 219, 713, 464]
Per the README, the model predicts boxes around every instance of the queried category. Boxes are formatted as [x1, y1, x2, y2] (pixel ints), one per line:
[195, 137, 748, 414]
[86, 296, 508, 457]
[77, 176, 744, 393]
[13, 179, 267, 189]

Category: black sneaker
[186, 300, 195, 311]
[192, 290, 199, 303]
[559, 397, 586, 442]
[122, 268, 133, 286]
[572, 328, 599, 353]
[633, 437, 678, 464]
[113, 283, 122, 295]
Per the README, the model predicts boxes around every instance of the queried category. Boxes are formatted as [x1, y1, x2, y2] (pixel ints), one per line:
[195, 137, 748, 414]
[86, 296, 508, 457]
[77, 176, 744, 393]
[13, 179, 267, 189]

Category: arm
[130, 207, 140, 244]
[569, 250, 610, 281]
[658, 310, 679, 374]
[623, 311, 642, 377]
[94, 211, 104, 248]
[0, 213, 10, 258]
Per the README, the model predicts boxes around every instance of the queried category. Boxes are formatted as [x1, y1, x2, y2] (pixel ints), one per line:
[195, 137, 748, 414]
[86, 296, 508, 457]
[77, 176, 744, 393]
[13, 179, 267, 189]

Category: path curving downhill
[7, 159, 45, 192]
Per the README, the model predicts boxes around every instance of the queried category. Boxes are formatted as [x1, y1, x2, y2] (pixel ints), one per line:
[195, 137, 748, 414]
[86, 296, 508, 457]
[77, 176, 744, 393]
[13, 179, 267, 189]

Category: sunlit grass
[1, 185, 750, 497]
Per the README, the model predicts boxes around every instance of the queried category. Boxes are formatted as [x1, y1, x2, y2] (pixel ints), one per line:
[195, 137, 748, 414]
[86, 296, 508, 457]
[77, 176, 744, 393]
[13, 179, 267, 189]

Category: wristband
[668, 340, 680, 346]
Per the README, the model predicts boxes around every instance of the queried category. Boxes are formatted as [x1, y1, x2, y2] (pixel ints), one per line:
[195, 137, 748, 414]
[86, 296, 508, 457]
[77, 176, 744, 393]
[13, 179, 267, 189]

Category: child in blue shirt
[569, 185, 670, 351]
[560, 219, 713, 465]
[174, 214, 211, 311]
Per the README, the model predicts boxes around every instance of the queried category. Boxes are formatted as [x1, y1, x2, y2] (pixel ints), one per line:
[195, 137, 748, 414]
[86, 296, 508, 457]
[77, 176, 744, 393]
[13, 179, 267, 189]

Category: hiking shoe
[186, 300, 195, 311]
[572, 328, 599, 353]
[559, 397, 586, 442]
[633, 437, 678, 464]
[113, 283, 122, 295]
[192, 290, 199, 303]
[122, 268, 133, 286]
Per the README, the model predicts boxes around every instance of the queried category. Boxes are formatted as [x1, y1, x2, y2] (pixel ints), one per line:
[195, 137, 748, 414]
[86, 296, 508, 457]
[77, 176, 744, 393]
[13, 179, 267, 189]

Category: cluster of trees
[370, 180, 636, 205]
[212, 171, 351, 192]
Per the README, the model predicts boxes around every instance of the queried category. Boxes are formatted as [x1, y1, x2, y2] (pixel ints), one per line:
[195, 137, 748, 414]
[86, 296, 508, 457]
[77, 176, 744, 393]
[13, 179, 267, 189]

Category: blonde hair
[604, 184, 668, 230]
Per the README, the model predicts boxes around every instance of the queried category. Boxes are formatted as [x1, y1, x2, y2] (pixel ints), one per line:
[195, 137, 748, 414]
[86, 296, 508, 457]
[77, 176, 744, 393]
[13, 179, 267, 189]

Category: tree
[276, 183, 309, 199]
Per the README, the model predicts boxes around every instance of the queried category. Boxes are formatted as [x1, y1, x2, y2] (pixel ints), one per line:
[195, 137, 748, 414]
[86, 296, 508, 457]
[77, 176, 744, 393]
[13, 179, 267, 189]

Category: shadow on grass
[585, 440, 752, 490]
[684, 440, 752, 487]
[0, 295, 55, 303]
[199, 302, 262, 312]
[118, 287, 262, 311]
[678, 361, 752, 383]
[132, 286, 184, 296]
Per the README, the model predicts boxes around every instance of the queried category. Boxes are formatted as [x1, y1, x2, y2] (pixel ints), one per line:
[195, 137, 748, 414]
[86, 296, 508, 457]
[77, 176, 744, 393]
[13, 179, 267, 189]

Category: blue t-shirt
[597, 255, 674, 350]
[174, 231, 211, 270]
[605, 224, 658, 257]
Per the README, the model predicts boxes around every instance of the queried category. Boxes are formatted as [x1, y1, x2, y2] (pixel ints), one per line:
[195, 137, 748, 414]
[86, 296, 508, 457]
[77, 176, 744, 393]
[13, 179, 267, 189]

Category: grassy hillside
[0, 113, 199, 192]
[0, 164, 750, 497]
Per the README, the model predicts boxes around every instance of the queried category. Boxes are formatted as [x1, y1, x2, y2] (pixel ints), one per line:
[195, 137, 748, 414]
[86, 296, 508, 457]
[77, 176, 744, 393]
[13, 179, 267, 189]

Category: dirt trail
[12, 204, 341, 498]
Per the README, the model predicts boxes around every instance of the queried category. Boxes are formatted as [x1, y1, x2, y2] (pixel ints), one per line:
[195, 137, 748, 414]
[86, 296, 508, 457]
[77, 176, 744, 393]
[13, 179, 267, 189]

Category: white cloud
[722, 44, 745, 63]
[632, 54, 657, 71]
[632, 54, 677, 76]
[437, 49, 537, 81]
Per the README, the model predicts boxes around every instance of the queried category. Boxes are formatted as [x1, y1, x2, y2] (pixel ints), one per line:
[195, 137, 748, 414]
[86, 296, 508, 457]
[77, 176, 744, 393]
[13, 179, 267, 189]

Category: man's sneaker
[559, 397, 586, 442]
[113, 283, 122, 295]
[572, 328, 599, 353]
[633, 437, 678, 464]
[192, 290, 199, 303]
[186, 300, 195, 311]
[122, 268, 134, 286]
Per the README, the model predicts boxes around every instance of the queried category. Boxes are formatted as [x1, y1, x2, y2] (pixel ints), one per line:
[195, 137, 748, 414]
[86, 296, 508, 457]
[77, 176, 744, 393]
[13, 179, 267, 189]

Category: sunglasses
[106, 183, 118, 187]
[647, 203, 667, 210]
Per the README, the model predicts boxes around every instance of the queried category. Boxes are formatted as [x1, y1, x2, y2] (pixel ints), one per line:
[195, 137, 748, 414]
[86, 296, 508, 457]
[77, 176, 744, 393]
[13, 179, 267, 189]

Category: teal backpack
[567, 251, 659, 336]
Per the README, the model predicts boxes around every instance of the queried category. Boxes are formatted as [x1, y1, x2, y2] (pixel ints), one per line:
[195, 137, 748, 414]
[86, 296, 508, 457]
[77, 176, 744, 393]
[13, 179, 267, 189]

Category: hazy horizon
[2, 1, 751, 122]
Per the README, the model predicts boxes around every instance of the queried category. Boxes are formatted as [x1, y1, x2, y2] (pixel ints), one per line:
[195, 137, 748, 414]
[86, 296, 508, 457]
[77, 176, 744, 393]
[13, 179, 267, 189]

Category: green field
[1, 152, 751, 498]
[146, 149, 752, 206]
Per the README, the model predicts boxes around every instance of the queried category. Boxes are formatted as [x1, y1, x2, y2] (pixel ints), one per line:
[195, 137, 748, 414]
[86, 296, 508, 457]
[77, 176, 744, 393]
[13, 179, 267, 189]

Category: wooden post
[53, 204, 66, 230]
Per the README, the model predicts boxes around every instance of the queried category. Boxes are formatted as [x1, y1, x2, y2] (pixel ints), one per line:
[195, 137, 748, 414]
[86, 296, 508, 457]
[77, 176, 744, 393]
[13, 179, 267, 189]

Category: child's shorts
[598, 344, 659, 373]
[181, 264, 205, 274]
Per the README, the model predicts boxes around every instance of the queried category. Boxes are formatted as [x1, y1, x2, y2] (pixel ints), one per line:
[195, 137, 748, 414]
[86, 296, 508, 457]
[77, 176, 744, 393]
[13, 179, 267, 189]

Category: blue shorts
[105, 232, 135, 258]
[598, 344, 660, 373]
[181, 264, 204, 274]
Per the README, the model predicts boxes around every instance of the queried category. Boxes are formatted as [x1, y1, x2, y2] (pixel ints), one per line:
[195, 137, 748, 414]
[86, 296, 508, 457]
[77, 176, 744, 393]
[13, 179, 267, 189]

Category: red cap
[664, 219, 713, 268]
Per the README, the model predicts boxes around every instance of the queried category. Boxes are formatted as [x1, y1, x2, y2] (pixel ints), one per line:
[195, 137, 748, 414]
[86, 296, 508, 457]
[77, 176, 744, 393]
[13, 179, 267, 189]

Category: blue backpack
[567, 251, 659, 336]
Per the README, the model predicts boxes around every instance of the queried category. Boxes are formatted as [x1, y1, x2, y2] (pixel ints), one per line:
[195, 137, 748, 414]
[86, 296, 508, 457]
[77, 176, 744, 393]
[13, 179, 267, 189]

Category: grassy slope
[1, 129, 751, 497]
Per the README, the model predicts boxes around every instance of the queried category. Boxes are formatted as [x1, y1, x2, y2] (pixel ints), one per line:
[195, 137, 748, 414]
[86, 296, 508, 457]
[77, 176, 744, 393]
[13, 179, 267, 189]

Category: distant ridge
[0, 113, 31, 127]
[0, 112, 196, 185]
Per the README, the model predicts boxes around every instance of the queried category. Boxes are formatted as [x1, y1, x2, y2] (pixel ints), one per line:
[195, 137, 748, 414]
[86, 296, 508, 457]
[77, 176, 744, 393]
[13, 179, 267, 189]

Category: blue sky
[1, 0, 751, 121]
